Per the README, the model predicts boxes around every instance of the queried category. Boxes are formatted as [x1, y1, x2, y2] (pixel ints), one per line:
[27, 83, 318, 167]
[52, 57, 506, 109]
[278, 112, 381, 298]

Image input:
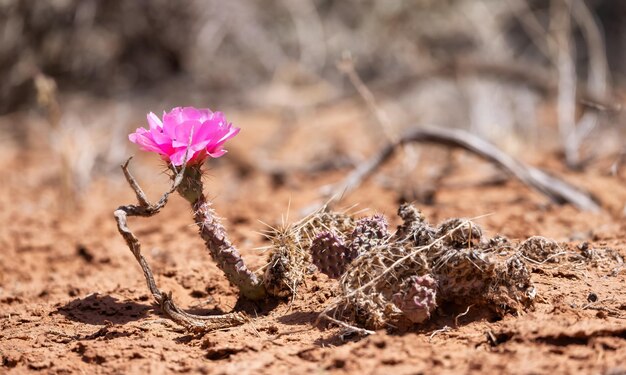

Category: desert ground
[1, 98, 625, 374]
[2, 1, 626, 373]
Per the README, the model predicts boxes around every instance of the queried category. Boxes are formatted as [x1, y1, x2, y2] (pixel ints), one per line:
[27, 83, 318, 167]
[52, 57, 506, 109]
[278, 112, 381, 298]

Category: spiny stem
[176, 165, 266, 300]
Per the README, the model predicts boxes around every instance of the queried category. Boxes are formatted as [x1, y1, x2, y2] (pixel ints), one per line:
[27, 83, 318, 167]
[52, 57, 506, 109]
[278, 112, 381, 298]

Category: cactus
[395, 203, 436, 246]
[263, 225, 309, 297]
[309, 214, 390, 279]
[306, 210, 356, 238]
[349, 214, 390, 257]
[178, 165, 266, 300]
[487, 254, 535, 315]
[321, 207, 540, 331]
[391, 274, 438, 324]
[517, 236, 564, 263]
[431, 247, 495, 305]
[436, 218, 483, 248]
[309, 231, 354, 278]
[339, 242, 432, 329]
[263, 208, 355, 297]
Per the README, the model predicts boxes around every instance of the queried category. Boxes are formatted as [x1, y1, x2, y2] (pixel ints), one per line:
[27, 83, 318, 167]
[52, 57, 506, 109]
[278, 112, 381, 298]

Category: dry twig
[114, 158, 247, 333]
[327, 126, 600, 212]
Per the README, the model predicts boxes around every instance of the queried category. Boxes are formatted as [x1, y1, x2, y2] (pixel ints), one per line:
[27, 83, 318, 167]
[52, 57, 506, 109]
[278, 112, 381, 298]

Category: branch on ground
[326, 127, 601, 212]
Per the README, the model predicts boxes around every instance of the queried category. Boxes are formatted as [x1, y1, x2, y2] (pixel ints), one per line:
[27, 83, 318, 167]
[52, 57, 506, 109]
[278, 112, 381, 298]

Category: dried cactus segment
[303, 210, 356, 241]
[487, 255, 535, 315]
[517, 236, 565, 263]
[391, 274, 438, 324]
[342, 243, 431, 294]
[263, 207, 358, 297]
[263, 226, 309, 298]
[348, 214, 390, 257]
[310, 231, 355, 279]
[432, 247, 495, 304]
[397, 202, 426, 224]
[479, 234, 514, 254]
[436, 218, 483, 248]
[395, 203, 436, 246]
[317, 206, 544, 332]
[339, 243, 432, 329]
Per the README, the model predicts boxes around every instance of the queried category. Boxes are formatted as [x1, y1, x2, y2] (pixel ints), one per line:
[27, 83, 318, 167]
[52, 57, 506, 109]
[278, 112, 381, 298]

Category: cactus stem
[176, 164, 266, 300]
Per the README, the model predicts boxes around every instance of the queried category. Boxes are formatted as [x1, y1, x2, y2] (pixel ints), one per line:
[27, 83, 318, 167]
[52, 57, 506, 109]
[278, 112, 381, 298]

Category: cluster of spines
[263, 226, 308, 298]
[263, 208, 355, 297]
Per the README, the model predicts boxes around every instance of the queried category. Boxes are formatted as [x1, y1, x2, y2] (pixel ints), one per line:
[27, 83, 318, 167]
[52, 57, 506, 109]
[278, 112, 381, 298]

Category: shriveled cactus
[348, 214, 390, 257]
[264, 208, 355, 296]
[391, 274, 438, 324]
[487, 254, 535, 315]
[320, 203, 540, 331]
[395, 203, 436, 246]
[310, 231, 354, 279]
[306, 210, 356, 238]
[431, 247, 495, 305]
[339, 242, 432, 329]
[309, 214, 390, 279]
[436, 218, 483, 248]
[517, 236, 564, 263]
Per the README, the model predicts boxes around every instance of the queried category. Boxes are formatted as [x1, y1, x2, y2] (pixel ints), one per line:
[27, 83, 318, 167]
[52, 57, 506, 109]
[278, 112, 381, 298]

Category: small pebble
[587, 292, 598, 303]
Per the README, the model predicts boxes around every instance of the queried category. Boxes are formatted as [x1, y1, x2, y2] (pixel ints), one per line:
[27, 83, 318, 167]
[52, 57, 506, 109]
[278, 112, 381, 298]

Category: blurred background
[0, 0, 624, 205]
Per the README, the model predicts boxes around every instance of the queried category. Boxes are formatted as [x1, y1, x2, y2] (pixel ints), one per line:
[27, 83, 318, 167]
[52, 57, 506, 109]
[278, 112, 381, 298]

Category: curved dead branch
[329, 127, 601, 212]
[114, 158, 247, 333]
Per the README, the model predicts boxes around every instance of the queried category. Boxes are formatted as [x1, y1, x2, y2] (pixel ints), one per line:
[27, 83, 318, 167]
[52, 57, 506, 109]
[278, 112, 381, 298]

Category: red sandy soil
[1, 103, 625, 374]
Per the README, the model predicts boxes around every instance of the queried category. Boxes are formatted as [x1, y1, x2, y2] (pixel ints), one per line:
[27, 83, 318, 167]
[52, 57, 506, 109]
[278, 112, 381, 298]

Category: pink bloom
[129, 107, 240, 166]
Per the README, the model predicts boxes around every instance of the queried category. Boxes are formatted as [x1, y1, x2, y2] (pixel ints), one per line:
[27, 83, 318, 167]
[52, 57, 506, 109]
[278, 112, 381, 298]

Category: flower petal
[181, 107, 202, 121]
[129, 128, 164, 154]
[217, 125, 241, 143]
[207, 148, 227, 158]
[147, 112, 163, 130]
[130, 106, 239, 165]
[172, 120, 200, 148]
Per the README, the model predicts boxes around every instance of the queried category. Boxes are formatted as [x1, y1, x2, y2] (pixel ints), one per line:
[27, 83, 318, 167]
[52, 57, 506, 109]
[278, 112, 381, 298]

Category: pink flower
[129, 107, 240, 166]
